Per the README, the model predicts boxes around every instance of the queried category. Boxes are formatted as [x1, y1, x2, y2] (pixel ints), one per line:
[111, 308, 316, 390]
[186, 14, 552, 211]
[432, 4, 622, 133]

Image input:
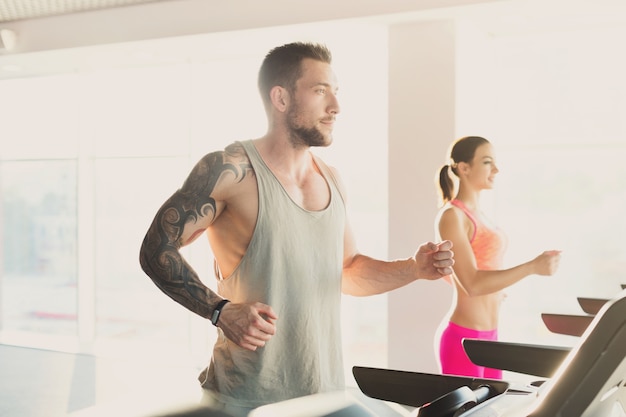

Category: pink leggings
[438, 321, 502, 379]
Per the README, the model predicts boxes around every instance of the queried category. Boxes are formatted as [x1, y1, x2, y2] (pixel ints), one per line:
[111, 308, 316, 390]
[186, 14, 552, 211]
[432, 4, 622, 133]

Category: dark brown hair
[257, 42, 332, 110]
[437, 136, 491, 204]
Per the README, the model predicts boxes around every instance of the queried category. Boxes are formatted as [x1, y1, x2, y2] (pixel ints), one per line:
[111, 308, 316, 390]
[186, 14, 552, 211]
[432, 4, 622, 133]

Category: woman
[435, 136, 561, 379]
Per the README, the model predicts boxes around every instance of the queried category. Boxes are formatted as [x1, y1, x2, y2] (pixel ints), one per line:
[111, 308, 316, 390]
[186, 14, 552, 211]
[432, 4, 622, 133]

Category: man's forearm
[139, 228, 221, 319]
[342, 254, 416, 297]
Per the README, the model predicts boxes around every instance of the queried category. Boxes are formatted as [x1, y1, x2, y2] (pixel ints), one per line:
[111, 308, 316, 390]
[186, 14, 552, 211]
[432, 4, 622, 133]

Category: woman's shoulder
[437, 202, 466, 225]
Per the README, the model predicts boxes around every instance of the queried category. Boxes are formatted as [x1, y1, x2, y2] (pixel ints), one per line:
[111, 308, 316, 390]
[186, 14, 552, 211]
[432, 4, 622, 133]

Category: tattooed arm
[139, 150, 234, 318]
[139, 143, 277, 350]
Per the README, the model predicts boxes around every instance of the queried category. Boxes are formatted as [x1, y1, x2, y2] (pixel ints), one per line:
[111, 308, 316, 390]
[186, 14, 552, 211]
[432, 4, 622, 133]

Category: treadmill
[353, 288, 626, 417]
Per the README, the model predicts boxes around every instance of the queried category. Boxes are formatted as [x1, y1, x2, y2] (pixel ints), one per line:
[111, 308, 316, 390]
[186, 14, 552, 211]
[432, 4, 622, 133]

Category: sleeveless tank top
[198, 140, 347, 408]
[450, 199, 507, 270]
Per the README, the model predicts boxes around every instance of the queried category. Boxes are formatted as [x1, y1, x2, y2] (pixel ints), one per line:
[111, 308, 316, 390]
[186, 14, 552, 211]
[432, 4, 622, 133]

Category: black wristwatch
[211, 299, 230, 326]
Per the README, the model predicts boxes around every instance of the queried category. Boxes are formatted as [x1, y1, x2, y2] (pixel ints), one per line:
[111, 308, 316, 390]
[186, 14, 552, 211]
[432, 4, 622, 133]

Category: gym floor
[0, 344, 201, 417]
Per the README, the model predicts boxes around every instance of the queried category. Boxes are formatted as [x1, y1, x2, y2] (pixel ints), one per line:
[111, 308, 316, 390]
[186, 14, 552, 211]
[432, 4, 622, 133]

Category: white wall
[388, 20, 457, 373]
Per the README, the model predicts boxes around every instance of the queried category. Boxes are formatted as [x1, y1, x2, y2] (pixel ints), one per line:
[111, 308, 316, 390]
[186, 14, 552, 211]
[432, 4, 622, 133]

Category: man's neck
[254, 135, 314, 183]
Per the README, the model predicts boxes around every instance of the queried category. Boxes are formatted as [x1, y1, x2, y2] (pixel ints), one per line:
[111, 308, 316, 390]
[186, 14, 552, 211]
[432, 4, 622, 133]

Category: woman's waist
[450, 294, 503, 330]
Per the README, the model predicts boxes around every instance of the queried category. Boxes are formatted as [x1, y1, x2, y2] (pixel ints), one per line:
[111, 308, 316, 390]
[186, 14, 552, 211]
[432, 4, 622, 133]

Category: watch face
[211, 310, 219, 325]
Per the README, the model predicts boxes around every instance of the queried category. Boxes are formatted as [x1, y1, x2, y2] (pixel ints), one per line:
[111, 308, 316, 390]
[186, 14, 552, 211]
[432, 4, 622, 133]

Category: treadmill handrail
[462, 339, 570, 378]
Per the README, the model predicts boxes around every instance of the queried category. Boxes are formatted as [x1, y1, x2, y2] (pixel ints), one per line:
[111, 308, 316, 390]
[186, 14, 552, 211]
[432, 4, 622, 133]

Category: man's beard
[286, 107, 333, 148]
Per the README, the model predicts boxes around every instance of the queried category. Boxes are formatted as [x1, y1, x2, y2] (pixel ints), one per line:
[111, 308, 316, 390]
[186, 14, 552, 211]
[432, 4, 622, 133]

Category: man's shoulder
[183, 142, 255, 195]
[224, 141, 249, 158]
[199, 141, 247, 157]
[195, 141, 252, 167]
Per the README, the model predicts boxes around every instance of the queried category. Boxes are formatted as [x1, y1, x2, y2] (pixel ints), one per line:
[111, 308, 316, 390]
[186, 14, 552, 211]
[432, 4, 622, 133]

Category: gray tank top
[199, 140, 346, 408]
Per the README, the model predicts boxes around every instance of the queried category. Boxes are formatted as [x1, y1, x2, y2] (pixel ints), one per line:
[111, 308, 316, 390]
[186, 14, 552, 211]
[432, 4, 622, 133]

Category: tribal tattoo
[139, 143, 251, 318]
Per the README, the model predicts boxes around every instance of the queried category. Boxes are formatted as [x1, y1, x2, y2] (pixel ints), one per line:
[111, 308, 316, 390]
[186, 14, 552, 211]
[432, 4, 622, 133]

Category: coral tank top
[450, 199, 507, 270]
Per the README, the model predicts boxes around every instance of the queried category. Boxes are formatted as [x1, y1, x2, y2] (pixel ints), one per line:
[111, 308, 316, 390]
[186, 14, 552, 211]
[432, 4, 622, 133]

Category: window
[1, 160, 78, 337]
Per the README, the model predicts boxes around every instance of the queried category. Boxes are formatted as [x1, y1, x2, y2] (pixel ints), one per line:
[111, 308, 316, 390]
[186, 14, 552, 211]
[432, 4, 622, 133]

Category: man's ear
[270, 86, 289, 112]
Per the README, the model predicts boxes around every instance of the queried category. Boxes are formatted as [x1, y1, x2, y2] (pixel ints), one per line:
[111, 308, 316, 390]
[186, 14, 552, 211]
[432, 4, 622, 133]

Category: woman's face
[465, 143, 499, 190]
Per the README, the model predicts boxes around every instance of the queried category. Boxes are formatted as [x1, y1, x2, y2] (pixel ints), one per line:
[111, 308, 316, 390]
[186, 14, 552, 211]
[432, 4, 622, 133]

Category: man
[139, 42, 454, 416]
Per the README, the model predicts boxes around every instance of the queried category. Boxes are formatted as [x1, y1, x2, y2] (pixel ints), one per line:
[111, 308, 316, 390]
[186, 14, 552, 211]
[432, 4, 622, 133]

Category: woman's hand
[532, 250, 562, 276]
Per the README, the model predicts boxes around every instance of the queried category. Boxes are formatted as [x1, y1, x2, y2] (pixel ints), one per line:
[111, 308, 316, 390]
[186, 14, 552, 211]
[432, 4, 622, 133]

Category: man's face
[285, 58, 340, 148]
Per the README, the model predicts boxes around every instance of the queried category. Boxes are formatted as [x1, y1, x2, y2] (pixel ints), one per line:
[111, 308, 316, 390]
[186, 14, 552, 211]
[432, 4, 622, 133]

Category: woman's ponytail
[438, 164, 454, 204]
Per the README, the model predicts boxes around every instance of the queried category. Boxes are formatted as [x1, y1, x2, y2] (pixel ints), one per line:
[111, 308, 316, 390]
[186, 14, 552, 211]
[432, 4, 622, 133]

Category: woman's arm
[438, 207, 560, 297]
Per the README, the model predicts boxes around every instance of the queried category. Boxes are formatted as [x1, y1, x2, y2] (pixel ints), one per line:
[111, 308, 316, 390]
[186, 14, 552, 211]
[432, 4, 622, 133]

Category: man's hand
[414, 240, 454, 280]
[216, 302, 278, 351]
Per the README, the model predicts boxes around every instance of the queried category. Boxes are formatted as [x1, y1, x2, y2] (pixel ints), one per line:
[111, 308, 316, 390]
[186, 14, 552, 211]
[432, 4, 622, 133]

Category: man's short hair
[258, 42, 332, 109]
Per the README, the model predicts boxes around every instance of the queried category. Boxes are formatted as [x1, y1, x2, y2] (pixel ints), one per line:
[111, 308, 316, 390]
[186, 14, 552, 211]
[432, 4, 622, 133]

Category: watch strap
[211, 299, 230, 326]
